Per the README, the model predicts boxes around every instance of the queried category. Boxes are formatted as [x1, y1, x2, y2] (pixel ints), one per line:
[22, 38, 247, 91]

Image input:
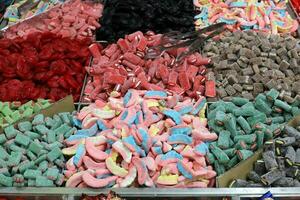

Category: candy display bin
[1, 188, 300, 200]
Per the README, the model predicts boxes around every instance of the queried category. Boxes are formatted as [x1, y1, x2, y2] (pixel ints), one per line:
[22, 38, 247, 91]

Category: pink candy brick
[3, 0, 103, 40]
[63, 89, 217, 188]
[83, 31, 215, 102]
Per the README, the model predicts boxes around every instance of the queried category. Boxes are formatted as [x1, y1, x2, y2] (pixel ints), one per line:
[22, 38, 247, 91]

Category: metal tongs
[145, 22, 226, 62]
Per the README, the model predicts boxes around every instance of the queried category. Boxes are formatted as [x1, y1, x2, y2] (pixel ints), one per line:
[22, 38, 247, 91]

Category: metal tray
[1, 188, 300, 200]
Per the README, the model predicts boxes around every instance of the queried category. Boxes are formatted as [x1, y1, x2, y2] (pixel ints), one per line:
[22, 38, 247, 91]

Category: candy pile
[230, 125, 300, 187]
[64, 90, 217, 188]
[2, 0, 63, 28]
[0, 112, 75, 187]
[0, 99, 52, 128]
[194, 0, 299, 34]
[96, 0, 195, 42]
[0, 31, 91, 102]
[203, 31, 300, 101]
[3, 0, 103, 40]
[84, 31, 213, 102]
[207, 89, 300, 175]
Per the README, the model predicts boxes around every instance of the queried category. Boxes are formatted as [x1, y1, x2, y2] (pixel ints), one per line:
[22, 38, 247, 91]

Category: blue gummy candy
[161, 150, 183, 161]
[163, 109, 182, 124]
[177, 161, 193, 179]
[168, 134, 192, 145]
[144, 91, 167, 98]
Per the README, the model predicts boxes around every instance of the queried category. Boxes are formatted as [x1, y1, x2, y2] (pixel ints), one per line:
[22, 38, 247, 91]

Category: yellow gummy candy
[149, 125, 159, 136]
[147, 100, 159, 107]
[106, 157, 128, 177]
[157, 174, 178, 185]
[111, 150, 118, 162]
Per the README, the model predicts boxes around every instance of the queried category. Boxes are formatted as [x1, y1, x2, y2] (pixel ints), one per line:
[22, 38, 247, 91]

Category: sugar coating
[0, 112, 73, 186]
[64, 89, 217, 188]
[208, 89, 300, 175]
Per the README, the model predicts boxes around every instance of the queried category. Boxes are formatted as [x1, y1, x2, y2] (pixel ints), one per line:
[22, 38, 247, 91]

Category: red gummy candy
[0, 32, 91, 102]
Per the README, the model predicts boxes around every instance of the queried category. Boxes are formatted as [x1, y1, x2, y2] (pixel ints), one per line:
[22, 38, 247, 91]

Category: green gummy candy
[237, 149, 253, 160]
[4, 125, 18, 139]
[34, 154, 47, 165]
[21, 100, 33, 109]
[64, 127, 76, 138]
[24, 169, 42, 179]
[55, 174, 64, 186]
[27, 151, 37, 161]
[7, 151, 22, 167]
[234, 103, 256, 116]
[264, 129, 273, 141]
[33, 103, 42, 113]
[45, 117, 55, 128]
[274, 99, 292, 112]
[214, 161, 226, 175]
[18, 121, 32, 132]
[210, 143, 230, 164]
[54, 124, 72, 136]
[215, 111, 226, 125]
[292, 107, 300, 116]
[266, 89, 279, 101]
[255, 98, 272, 115]
[234, 134, 257, 144]
[0, 134, 7, 144]
[209, 120, 224, 133]
[224, 102, 238, 113]
[284, 112, 293, 122]
[19, 161, 35, 173]
[46, 168, 59, 180]
[23, 108, 33, 117]
[58, 112, 71, 124]
[224, 148, 236, 157]
[32, 114, 45, 125]
[247, 112, 267, 127]
[38, 161, 48, 172]
[48, 141, 63, 149]
[0, 158, 7, 168]
[206, 152, 216, 164]
[268, 116, 285, 124]
[15, 134, 31, 147]
[0, 168, 11, 176]
[0, 174, 13, 186]
[24, 131, 40, 139]
[232, 97, 249, 106]
[0, 146, 9, 160]
[226, 155, 239, 169]
[28, 141, 43, 155]
[28, 179, 36, 187]
[217, 130, 231, 149]
[4, 116, 14, 124]
[47, 130, 56, 144]
[208, 105, 226, 120]
[256, 131, 265, 148]
[9, 144, 26, 153]
[224, 114, 238, 137]
[11, 111, 21, 122]
[236, 116, 252, 134]
[234, 140, 248, 150]
[13, 182, 25, 187]
[1, 106, 12, 116]
[34, 125, 49, 135]
[47, 147, 62, 162]
[36, 176, 54, 187]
